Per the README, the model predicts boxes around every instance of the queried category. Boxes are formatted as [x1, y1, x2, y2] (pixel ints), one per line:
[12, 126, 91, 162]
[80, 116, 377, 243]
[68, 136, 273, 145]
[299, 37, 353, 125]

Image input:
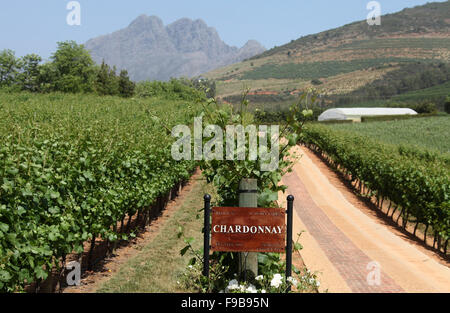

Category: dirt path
[281, 145, 450, 293]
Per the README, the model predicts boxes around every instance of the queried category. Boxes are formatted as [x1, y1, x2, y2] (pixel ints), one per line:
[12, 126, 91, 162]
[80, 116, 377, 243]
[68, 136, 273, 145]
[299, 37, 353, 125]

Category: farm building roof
[318, 108, 418, 121]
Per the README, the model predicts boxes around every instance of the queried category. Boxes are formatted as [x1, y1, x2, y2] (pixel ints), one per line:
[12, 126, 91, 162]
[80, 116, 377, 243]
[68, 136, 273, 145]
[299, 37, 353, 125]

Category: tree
[94, 61, 108, 95]
[118, 69, 135, 98]
[109, 65, 120, 95]
[17, 54, 42, 92]
[37, 62, 59, 93]
[414, 101, 437, 114]
[0, 49, 20, 87]
[95, 61, 118, 96]
[311, 79, 323, 86]
[50, 41, 95, 93]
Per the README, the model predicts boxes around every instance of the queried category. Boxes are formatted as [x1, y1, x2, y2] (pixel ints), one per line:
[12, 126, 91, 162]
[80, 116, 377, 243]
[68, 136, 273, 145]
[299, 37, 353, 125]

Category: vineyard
[338, 37, 450, 51]
[301, 122, 450, 254]
[328, 116, 450, 155]
[238, 58, 424, 81]
[0, 92, 202, 292]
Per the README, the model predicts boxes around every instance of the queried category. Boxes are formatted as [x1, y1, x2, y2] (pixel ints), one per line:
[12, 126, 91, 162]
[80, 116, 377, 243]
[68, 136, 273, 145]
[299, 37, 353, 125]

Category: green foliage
[118, 70, 135, 98]
[254, 110, 289, 124]
[94, 61, 119, 96]
[48, 41, 95, 93]
[135, 79, 206, 102]
[0, 92, 202, 292]
[36, 62, 57, 93]
[412, 101, 437, 114]
[0, 43, 136, 97]
[318, 119, 353, 125]
[205, 90, 313, 264]
[0, 50, 20, 87]
[359, 113, 438, 123]
[391, 81, 450, 110]
[198, 91, 297, 207]
[253, 91, 325, 124]
[330, 116, 450, 155]
[17, 54, 42, 92]
[444, 96, 450, 114]
[191, 78, 216, 99]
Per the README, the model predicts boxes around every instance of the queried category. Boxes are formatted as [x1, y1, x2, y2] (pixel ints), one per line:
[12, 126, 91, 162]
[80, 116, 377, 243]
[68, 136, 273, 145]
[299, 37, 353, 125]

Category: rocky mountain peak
[128, 15, 164, 31]
[85, 16, 266, 81]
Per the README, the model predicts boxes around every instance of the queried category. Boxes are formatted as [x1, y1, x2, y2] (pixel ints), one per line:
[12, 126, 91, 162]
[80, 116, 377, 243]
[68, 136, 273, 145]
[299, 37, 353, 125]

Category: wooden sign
[210, 206, 286, 253]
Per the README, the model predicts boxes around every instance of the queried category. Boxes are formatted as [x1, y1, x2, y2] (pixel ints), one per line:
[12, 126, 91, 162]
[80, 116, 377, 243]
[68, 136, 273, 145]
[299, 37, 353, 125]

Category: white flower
[315, 280, 320, 287]
[225, 279, 239, 292]
[255, 275, 264, 281]
[287, 276, 298, 286]
[228, 279, 238, 286]
[273, 273, 282, 280]
[270, 273, 283, 288]
[188, 265, 193, 270]
[261, 289, 266, 293]
[309, 278, 315, 285]
[246, 284, 257, 293]
[239, 285, 246, 292]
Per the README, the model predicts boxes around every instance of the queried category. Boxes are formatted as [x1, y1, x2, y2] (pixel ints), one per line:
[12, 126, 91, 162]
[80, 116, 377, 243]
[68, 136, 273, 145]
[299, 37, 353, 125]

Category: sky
[0, 0, 446, 60]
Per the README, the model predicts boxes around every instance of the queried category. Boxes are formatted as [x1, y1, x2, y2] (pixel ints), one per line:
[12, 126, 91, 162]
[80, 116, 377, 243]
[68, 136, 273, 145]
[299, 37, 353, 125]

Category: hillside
[203, 1, 450, 110]
[85, 15, 266, 81]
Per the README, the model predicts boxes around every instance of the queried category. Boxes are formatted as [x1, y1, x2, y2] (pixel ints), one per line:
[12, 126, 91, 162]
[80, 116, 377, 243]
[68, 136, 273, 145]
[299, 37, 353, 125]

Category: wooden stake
[238, 179, 258, 280]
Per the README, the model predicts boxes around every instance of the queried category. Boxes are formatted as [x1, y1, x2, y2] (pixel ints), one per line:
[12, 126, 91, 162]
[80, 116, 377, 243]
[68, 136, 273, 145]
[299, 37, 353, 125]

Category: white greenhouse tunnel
[318, 108, 418, 122]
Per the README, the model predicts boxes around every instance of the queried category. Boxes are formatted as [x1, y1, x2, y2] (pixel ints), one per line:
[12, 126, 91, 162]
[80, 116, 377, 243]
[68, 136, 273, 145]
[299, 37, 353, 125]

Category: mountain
[85, 15, 266, 81]
[203, 1, 450, 109]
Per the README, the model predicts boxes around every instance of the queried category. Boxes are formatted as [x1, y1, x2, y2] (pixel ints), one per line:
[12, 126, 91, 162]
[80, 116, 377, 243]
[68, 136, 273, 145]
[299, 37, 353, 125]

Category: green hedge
[318, 119, 354, 125]
[360, 113, 439, 123]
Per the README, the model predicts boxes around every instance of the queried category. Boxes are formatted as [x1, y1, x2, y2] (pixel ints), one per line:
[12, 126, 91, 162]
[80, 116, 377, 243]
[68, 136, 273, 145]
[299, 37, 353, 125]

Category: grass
[96, 177, 216, 293]
[329, 116, 450, 154]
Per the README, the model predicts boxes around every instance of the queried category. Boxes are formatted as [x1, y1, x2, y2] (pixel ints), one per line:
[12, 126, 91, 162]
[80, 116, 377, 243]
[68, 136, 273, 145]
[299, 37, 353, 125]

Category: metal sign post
[203, 194, 211, 278]
[286, 195, 294, 292]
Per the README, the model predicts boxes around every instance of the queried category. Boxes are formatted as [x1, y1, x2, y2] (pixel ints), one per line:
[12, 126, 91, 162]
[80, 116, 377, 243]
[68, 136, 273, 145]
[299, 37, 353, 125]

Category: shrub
[413, 101, 437, 114]
[135, 79, 205, 102]
[445, 96, 450, 114]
